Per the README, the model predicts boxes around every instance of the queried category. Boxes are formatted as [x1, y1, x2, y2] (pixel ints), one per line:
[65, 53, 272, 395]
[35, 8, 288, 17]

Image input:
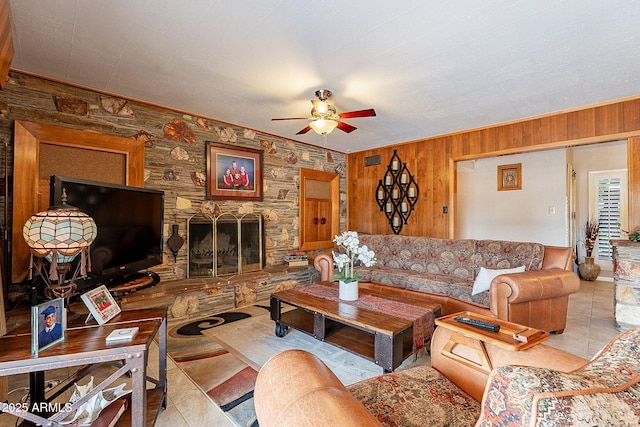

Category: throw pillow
[472, 265, 525, 295]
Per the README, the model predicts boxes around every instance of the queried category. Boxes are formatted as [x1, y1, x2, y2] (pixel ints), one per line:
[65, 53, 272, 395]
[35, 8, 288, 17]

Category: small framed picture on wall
[497, 163, 522, 191]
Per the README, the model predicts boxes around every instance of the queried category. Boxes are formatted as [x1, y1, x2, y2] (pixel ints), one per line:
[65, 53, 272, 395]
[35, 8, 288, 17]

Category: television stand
[109, 272, 159, 296]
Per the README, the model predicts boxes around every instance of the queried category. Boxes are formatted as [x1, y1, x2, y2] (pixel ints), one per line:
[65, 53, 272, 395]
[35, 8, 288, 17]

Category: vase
[579, 256, 601, 281]
[338, 280, 359, 301]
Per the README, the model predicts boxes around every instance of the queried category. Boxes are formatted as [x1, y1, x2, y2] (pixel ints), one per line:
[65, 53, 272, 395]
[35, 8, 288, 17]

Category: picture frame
[31, 298, 66, 354]
[81, 285, 121, 325]
[206, 142, 263, 200]
[497, 163, 522, 191]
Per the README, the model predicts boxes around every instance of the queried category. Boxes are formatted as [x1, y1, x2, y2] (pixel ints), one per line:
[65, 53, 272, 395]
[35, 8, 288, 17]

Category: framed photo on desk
[31, 298, 66, 355]
[81, 285, 121, 325]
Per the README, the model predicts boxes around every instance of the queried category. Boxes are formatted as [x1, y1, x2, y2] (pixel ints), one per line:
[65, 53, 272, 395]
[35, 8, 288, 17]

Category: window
[589, 170, 627, 262]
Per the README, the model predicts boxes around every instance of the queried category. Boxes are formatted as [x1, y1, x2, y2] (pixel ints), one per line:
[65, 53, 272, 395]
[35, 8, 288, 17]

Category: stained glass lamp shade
[23, 192, 97, 285]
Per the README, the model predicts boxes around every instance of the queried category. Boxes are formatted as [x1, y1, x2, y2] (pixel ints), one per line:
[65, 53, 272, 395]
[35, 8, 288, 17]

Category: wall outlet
[443, 206, 448, 214]
[548, 206, 556, 215]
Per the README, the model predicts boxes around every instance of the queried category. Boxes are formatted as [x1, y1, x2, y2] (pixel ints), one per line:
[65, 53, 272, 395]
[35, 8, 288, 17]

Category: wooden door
[299, 168, 339, 251]
[303, 199, 332, 243]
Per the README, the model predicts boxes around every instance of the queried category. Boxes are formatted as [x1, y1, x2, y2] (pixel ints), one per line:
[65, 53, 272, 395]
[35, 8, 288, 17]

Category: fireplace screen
[188, 213, 264, 277]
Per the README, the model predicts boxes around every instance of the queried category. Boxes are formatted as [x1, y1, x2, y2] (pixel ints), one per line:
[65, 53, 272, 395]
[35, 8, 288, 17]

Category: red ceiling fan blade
[338, 108, 376, 119]
[272, 117, 309, 121]
[337, 121, 357, 133]
[296, 125, 312, 135]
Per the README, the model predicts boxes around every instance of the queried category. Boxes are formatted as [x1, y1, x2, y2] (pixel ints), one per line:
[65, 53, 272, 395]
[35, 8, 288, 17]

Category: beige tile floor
[0, 279, 620, 427]
[154, 279, 620, 426]
[154, 348, 235, 427]
[545, 279, 619, 359]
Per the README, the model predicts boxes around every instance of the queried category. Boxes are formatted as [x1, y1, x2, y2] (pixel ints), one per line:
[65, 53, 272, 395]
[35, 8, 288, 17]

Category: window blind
[596, 177, 622, 261]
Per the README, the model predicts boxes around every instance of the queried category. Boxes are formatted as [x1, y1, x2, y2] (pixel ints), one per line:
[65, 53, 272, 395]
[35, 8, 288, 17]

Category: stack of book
[285, 253, 309, 267]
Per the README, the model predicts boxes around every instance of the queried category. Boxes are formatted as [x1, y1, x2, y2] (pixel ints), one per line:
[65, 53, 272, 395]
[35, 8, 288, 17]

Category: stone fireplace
[188, 213, 264, 277]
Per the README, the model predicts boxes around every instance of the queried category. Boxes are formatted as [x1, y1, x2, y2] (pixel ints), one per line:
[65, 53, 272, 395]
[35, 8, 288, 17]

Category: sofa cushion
[359, 235, 429, 272]
[348, 365, 481, 427]
[425, 238, 476, 280]
[366, 267, 429, 290]
[404, 273, 490, 308]
[477, 328, 640, 426]
[472, 240, 544, 276]
[472, 265, 526, 295]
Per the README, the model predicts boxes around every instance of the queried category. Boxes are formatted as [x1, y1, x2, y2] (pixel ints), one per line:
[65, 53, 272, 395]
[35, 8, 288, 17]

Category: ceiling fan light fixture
[309, 119, 338, 135]
[311, 100, 329, 115]
[311, 101, 337, 118]
[272, 89, 375, 137]
[315, 89, 332, 101]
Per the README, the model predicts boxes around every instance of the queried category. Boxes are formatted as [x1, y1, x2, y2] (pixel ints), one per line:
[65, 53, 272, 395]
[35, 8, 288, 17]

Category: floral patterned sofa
[314, 235, 580, 333]
[254, 327, 640, 427]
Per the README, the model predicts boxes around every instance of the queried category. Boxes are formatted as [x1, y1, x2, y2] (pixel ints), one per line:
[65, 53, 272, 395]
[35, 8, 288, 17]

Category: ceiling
[7, 1, 640, 153]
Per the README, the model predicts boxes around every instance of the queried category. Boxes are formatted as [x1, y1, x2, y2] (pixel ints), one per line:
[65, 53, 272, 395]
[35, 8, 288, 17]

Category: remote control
[454, 316, 501, 333]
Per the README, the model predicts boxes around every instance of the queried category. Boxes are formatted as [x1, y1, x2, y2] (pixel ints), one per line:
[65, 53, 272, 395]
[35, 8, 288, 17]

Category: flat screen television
[50, 175, 164, 290]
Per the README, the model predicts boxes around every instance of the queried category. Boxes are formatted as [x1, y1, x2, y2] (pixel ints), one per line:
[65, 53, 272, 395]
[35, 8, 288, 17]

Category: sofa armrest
[489, 268, 580, 317]
[254, 349, 383, 427]
[430, 326, 588, 401]
[542, 245, 575, 270]
[313, 250, 335, 282]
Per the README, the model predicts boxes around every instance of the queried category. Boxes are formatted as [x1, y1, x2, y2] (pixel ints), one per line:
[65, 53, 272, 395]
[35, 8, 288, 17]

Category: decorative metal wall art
[375, 150, 419, 234]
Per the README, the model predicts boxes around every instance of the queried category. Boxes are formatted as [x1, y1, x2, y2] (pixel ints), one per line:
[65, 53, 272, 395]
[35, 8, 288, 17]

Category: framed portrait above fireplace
[206, 142, 263, 200]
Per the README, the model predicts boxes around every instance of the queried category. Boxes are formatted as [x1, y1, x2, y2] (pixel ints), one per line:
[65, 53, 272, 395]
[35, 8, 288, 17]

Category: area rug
[167, 304, 271, 427]
[168, 303, 429, 427]
[201, 306, 430, 426]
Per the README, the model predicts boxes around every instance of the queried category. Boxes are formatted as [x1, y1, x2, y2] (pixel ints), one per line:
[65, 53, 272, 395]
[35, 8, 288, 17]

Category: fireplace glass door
[188, 213, 263, 277]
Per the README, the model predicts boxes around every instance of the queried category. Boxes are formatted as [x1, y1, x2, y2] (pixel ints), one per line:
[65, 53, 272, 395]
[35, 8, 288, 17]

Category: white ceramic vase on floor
[338, 280, 359, 301]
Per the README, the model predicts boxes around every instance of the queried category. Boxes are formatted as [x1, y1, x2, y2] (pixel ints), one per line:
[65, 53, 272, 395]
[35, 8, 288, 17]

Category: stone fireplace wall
[0, 72, 347, 286]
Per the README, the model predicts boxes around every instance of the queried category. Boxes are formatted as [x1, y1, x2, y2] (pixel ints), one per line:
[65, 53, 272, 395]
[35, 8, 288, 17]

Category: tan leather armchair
[489, 246, 578, 333]
[254, 326, 589, 427]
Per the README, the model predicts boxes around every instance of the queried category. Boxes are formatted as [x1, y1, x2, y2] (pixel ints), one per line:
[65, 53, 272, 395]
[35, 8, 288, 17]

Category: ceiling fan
[272, 89, 376, 136]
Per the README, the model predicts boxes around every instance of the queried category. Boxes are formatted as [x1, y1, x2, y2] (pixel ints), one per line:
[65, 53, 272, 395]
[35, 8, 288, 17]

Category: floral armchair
[477, 327, 640, 426]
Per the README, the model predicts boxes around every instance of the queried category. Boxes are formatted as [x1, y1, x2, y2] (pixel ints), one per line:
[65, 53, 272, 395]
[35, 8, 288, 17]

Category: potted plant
[579, 218, 601, 281]
[332, 231, 376, 300]
[628, 229, 640, 242]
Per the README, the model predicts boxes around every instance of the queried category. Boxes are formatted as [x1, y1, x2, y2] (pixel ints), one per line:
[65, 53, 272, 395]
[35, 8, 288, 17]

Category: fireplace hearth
[188, 213, 264, 277]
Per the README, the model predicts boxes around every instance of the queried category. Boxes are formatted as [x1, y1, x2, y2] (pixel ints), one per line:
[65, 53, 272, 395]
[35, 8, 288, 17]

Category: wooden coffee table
[270, 282, 442, 372]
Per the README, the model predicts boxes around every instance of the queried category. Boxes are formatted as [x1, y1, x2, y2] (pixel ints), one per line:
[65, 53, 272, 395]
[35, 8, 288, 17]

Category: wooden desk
[0, 307, 167, 427]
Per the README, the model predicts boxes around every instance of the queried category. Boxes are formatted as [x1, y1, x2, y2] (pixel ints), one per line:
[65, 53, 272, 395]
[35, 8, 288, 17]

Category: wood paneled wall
[11, 120, 146, 283]
[347, 139, 452, 238]
[347, 97, 640, 237]
[0, 0, 13, 89]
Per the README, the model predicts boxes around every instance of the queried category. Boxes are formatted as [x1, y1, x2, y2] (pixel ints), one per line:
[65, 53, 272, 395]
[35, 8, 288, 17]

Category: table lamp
[22, 189, 97, 299]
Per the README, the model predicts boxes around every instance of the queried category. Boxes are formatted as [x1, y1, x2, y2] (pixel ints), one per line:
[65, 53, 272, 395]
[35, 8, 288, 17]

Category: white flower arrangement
[332, 231, 376, 283]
